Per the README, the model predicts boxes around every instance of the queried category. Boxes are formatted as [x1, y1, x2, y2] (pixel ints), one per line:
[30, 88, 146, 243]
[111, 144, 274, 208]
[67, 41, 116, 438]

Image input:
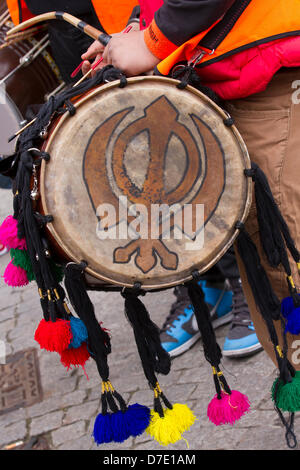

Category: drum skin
[39, 76, 252, 290]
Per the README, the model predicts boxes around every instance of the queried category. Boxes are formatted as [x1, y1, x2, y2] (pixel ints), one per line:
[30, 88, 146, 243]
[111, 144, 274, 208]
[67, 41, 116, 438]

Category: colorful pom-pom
[10, 248, 35, 282]
[69, 317, 88, 349]
[34, 318, 72, 353]
[272, 371, 300, 412]
[281, 296, 300, 335]
[165, 403, 196, 434]
[93, 413, 113, 445]
[207, 390, 250, 426]
[60, 342, 90, 370]
[3, 260, 29, 287]
[146, 408, 182, 446]
[93, 404, 150, 445]
[125, 404, 151, 438]
[0, 215, 26, 250]
[146, 403, 195, 446]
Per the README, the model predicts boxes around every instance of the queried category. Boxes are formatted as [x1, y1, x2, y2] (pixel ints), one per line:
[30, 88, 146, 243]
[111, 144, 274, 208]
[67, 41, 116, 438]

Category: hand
[102, 30, 159, 76]
[80, 23, 142, 76]
[81, 39, 105, 75]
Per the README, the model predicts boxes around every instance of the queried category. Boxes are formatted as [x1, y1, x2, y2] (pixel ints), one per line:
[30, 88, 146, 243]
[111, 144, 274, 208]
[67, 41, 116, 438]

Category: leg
[227, 68, 300, 369]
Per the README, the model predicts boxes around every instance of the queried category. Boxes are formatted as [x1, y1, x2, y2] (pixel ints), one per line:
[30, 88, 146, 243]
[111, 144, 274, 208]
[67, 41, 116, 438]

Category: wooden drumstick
[6, 11, 111, 46]
[73, 57, 104, 87]
[9, 56, 105, 141]
[7, 12, 136, 140]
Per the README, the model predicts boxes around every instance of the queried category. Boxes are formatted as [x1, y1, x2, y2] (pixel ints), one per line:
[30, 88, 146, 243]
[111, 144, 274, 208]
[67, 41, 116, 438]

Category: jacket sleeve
[144, 0, 236, 59]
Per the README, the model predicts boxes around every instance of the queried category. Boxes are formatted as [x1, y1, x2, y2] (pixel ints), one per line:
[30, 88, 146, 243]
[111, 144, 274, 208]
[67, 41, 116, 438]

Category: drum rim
[40, 75, 252, 290]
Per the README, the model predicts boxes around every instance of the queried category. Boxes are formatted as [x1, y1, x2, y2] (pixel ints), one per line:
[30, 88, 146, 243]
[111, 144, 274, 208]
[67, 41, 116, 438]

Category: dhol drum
[0, 1, 63, 155]
[37, 75, 252, 290]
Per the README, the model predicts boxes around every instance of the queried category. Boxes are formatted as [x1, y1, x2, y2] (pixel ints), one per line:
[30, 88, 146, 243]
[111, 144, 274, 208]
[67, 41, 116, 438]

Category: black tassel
[186, 272, 222, 368]
[245, 163, 300, 271]
[64, 262, 111, 381]
[122, 283, 171, 389]
[236, 222, 281, 322]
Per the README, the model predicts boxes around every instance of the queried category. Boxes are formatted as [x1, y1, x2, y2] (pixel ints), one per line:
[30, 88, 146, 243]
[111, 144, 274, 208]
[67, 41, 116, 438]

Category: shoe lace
[230, 285, 252, 328]
[161, 297, 191, 333]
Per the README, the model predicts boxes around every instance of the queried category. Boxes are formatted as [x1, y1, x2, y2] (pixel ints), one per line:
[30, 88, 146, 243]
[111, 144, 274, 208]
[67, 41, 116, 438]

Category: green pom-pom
[10, 249, 64, 283]
[10, 248, 35, 281]
[272, 371, 300, 412]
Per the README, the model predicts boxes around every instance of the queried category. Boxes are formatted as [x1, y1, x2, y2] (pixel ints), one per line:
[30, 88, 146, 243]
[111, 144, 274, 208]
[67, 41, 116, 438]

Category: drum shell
[0, 3, 61, 154]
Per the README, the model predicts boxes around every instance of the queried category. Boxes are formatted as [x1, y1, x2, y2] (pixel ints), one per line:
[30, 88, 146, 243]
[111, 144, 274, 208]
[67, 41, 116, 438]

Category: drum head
[41, 76, 251, 289]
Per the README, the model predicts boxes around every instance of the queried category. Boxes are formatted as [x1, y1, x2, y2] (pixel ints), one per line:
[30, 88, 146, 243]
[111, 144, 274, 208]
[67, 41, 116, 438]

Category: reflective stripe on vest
[91, 0, 139, 34]
[157, 0, 300, 76]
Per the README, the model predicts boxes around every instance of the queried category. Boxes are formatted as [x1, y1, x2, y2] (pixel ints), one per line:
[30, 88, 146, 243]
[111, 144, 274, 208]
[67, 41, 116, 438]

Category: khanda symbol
[83, 95, 225, 274]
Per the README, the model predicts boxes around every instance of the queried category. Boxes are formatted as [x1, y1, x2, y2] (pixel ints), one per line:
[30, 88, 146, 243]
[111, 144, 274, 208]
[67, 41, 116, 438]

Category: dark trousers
[201, 246, 240, 283]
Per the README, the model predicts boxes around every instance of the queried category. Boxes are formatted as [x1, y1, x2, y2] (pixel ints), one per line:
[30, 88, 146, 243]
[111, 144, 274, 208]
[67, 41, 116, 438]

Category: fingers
[82, 60, 91, 75]
[81, 40, 104, 61]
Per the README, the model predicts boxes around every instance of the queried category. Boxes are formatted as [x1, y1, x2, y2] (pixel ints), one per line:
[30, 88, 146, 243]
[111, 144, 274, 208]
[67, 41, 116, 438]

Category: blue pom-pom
[282, 296, 300, 335]
[110, 410, 132, 443]
[93, 413, 113, 444]
[126, 403, 151, 437]
[69, 317, 88, 349]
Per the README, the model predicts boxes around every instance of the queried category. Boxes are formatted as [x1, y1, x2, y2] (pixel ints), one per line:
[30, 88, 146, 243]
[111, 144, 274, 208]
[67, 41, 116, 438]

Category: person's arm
[82, 0, 235, 76]
[145, 0, 236, 60]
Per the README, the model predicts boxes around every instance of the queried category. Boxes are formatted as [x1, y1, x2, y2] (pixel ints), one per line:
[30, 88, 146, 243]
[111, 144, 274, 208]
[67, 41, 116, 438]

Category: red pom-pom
[60, 342, 90, 370]
[3, 261, 28, 287]
[34, 318, 72, 353]
[0, 215, 26, 250]
[207, 390, 250, 426]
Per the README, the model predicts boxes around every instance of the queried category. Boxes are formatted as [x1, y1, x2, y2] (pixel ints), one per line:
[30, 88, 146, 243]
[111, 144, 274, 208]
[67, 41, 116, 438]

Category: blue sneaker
[160, 281, 234, 358]
[222, 278, 263, 357]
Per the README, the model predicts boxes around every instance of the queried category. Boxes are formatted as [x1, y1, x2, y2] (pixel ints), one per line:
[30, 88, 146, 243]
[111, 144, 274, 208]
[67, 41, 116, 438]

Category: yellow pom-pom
[146, 404, 196, 446]
[165, 403, 196, 433]
[146, 409, 182, 446]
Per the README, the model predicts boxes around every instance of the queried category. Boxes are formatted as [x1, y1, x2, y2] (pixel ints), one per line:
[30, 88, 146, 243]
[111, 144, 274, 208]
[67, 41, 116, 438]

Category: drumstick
[6, 11, 111, 46]
[8, 19, 133, 140]
[73, 26, 132, 85]
[9, 56, 103, 141]
[73, 57, 103, 87]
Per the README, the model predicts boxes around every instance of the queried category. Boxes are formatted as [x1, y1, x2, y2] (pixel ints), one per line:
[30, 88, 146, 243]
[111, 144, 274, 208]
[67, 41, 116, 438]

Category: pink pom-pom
[3, 260, 29, 287]
[0, 215, 26, 250]
[34, 318, 72, 353]
[207, 390, 250, 426]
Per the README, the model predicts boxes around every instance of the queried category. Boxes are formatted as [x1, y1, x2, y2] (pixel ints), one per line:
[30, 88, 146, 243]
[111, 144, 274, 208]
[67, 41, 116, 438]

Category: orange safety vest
[157, 0, 300, 76]
[6, 0, 33, 25]
[91, 0, 139, 34]
[7, 0, 138, 33]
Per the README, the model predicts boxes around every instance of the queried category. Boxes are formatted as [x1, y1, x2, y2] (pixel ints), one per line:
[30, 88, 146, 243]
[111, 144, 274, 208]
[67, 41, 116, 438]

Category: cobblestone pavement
[0, 187, 298, 451]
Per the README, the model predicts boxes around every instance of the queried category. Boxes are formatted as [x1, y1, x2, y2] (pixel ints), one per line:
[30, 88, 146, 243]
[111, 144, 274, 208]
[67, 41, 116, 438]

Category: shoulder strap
[199, 0, 252, 51]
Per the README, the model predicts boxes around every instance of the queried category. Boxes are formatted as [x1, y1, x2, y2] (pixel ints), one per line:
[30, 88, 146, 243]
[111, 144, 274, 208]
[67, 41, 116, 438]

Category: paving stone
[0, 318, 15, 337]
[0, 408, 26, 427]
[236, 425, 297, 450]
[27, 390, 86, 418]
[62, 400, 99, 425]
[58, 434, 94, 451]
[0, 420, 27, 448]
[30, 410, 63, 436]
[51, 420, 86, 447]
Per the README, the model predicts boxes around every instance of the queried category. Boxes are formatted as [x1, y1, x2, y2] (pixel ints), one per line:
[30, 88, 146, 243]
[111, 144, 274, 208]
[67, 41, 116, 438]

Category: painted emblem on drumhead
[83, 94, 225, 274]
